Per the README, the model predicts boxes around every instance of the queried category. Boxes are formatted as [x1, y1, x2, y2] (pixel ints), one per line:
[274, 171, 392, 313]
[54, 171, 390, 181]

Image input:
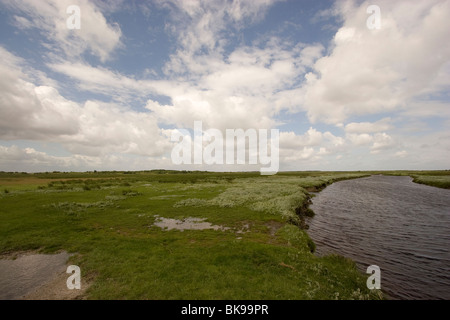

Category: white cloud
[347, 133, 373, 146]
[148, 42, 323, 130]
[0, 144, 183, 172]
[48, 61, 159, 104]
[345, 117, 392, 133]
[60, 100, 172, 157]
[395, 150, 408, 158]
[49, 39, 324, 132]
[317, 147, 329, 155]
[161, 0, 278, 64]
[303, 0, 450, 125]
[0, 145, 101, 170]
[323, 132, 345, 148]
[278, 128, 347, 165]
[0, 47, 79, 139]
[0, 47, 171, 158]
[39, 0, 325, 134]
[400, 100, 450, 118]
[370, 133, 396, 154]
[280, 128, 345, 151]
[280, 128, 323, 149]
[2, 0, 122, 62]
[1, 0, 449, 172]
[13, 15, 32, 29]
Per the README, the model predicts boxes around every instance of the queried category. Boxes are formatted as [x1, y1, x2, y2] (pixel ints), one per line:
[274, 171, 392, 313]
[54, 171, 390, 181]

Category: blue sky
[0, 0, 449, 172]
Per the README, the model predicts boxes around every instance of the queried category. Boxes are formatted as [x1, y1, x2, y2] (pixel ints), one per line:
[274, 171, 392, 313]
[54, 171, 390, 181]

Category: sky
[0, 0, 449, 172]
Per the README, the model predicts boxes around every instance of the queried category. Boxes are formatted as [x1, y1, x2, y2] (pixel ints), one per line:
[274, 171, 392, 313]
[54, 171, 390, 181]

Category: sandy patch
[24, 271, 90, 300]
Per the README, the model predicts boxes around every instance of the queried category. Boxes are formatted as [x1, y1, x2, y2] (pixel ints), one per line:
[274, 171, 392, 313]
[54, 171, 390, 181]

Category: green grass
[410, 175, 450, 189]
[2, 170, 447, 299]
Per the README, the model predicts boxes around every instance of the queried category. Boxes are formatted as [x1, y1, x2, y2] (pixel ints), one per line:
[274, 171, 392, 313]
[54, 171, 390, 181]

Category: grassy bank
[375, 170, 450, 189]
[410, 174, 450, 189]
[4, 169, 447, 299]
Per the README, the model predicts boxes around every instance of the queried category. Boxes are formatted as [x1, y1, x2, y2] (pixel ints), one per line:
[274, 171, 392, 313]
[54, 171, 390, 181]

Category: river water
[307, 175, 450, 300]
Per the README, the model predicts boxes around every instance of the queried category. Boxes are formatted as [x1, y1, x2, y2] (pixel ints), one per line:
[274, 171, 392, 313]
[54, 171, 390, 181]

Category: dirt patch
[0, 251, 89, 300]
[24, 271, 90, 300]
[265, 221, 284, 236]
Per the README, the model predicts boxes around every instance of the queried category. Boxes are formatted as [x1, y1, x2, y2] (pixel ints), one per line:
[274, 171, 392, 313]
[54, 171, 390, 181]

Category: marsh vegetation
[0, 170, 447, 299]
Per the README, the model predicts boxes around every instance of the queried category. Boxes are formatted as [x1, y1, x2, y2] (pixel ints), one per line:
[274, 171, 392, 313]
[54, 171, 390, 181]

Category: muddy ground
[0, 251, 89, 300]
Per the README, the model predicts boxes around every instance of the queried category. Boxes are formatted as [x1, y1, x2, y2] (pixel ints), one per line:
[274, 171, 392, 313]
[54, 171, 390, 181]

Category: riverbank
[1, 170, 447, 299]
[306, 174, 450, 299]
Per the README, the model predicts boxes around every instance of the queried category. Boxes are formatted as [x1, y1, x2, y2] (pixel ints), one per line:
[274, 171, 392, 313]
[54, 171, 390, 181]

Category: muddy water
[0, 252, 70, 300]
[153, 216, 230, 231]
[307, 175, 450, 300]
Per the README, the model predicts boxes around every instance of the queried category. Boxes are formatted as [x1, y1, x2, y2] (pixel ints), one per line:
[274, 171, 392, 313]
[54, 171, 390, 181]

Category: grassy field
[0, 170, 448, 299]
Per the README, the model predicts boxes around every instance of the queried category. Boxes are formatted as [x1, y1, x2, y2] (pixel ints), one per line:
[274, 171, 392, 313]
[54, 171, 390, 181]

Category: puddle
[236, 224, 249, 234]
[0, 251, 70, 300]
[153, 215, 230, 232]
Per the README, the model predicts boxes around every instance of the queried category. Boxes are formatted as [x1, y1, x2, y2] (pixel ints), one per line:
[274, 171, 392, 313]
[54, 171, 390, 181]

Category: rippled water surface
[308, 175, 450, 300]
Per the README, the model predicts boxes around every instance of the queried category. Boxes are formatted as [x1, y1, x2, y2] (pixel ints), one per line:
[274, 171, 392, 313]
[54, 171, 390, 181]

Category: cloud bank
[0, 0, 449, 171]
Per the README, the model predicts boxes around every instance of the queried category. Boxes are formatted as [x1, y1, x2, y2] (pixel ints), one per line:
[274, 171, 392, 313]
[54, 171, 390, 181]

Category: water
[307, 175, 450, 300]
[153, 216, 230, 231]
[0, 252, 69, 300]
